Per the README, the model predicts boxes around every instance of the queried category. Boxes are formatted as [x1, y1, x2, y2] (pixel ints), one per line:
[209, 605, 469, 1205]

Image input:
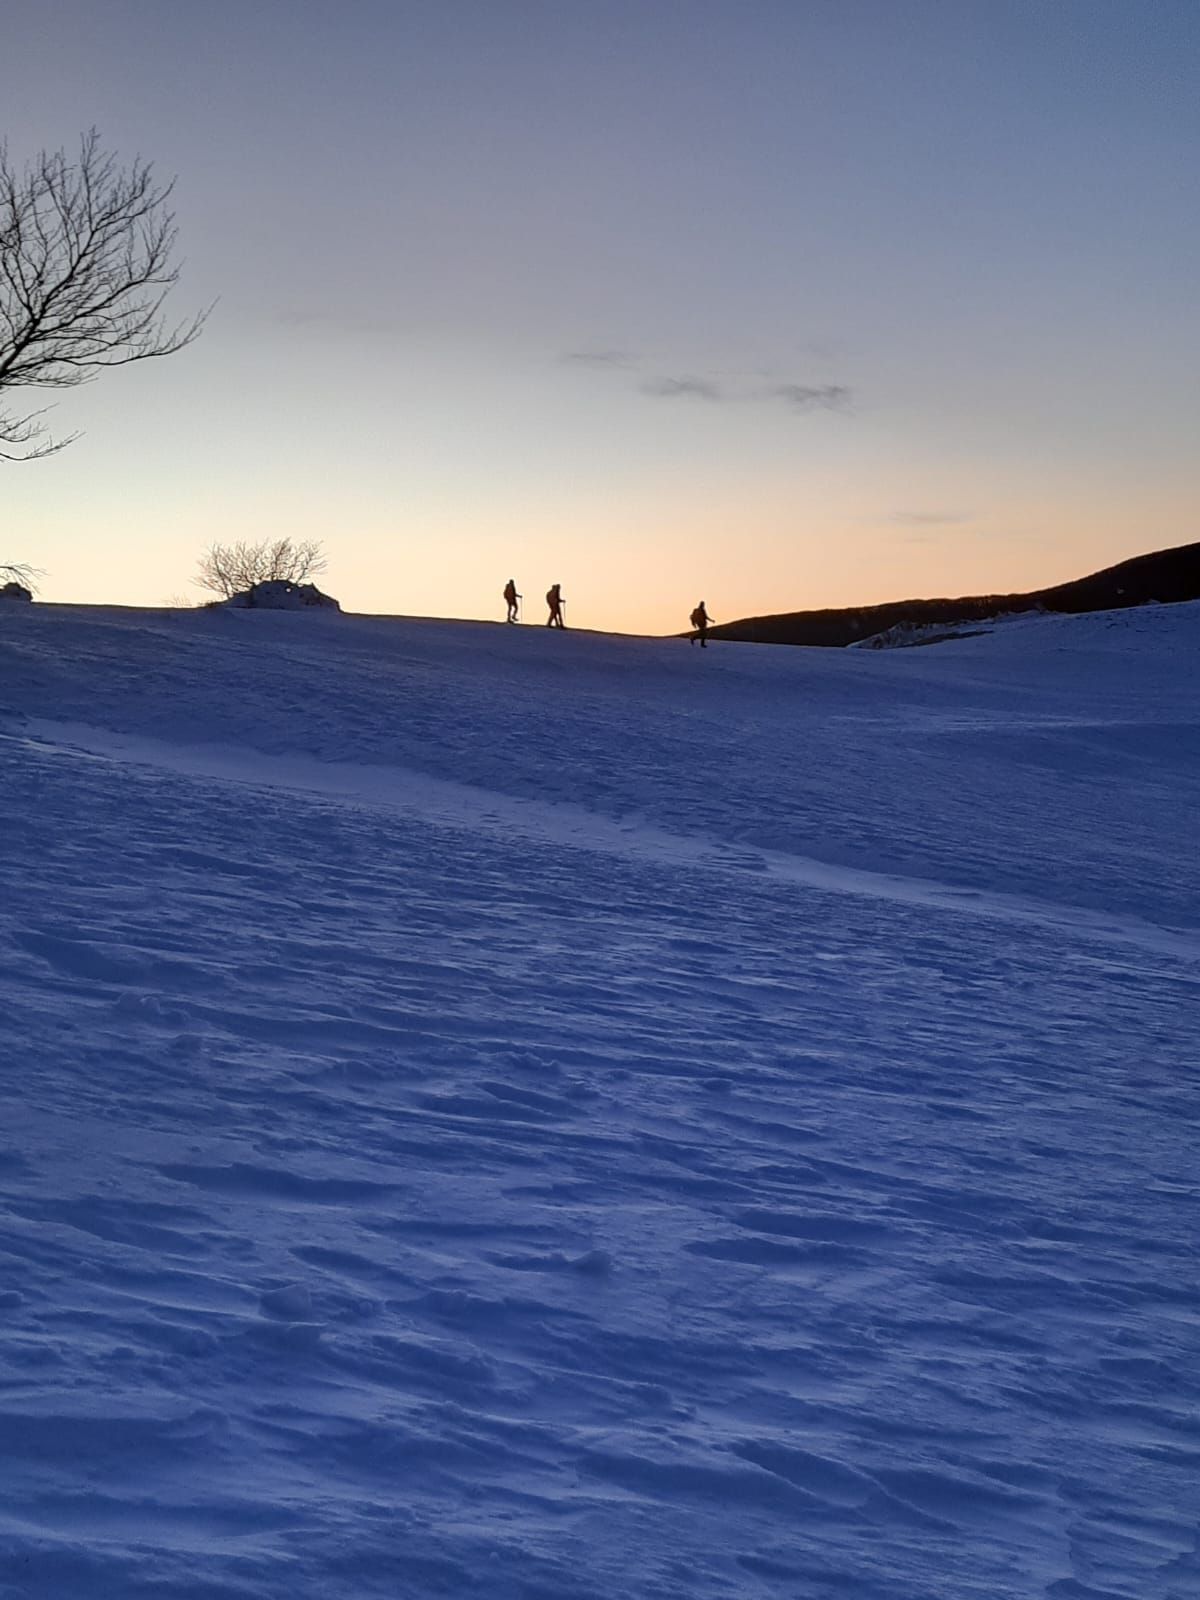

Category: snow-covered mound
[849, 601, 1171, 651]
[1, 601, 1198, 1599]
[217, 578, 341, 610]
[850, 615, 1010, 649]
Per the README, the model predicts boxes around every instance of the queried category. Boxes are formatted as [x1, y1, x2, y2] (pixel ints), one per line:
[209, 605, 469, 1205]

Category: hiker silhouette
[503, 579, 521, 623]
[546, 584, 565, 628]
[689, 601, 711, 647]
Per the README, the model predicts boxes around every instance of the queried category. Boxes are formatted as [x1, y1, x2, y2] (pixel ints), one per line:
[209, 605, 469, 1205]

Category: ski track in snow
[1, 603, 1198, 1599]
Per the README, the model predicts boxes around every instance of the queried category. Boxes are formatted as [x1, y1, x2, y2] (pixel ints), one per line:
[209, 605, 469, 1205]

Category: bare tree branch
[1, 561, 43, 591]
[0, 129, 209, 460]
[193, 539, 328, 599]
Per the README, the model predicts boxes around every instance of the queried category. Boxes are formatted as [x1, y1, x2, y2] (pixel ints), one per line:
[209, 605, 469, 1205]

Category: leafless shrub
[193, 538, 328, 600]
[1, 561, 42, 591]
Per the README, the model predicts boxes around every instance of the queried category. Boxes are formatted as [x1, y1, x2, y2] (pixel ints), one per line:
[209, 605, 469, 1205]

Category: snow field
[1, 601, 1198, 1598]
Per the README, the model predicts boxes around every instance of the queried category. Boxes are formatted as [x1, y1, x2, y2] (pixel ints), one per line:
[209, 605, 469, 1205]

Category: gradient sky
[3, 1, 1197, 633]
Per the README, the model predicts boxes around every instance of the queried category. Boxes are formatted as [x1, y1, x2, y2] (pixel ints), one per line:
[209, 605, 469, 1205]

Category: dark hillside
[708, 540, 1200, 647]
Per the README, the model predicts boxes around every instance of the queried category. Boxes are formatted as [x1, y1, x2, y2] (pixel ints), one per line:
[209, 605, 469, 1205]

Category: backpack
[690, 606, 704, 628]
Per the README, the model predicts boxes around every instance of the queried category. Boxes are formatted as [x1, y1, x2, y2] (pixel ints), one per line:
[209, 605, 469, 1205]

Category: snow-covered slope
[1, 602, 1198, 1599]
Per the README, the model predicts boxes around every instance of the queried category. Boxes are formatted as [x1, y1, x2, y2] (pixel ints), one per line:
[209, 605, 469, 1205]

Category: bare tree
[0, 129, 208, 461]
[1, 560, 41, 591]
[194, 538, 328, 600]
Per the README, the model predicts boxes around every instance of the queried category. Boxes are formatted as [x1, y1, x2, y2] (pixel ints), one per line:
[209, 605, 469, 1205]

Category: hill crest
[709, 539, 1200, 647]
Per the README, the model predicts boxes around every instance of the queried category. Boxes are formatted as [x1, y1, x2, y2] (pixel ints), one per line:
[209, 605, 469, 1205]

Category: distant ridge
[708, 540, 1200, 648]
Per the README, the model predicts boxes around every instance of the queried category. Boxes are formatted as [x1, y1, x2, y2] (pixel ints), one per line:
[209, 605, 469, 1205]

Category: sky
[2, 0, 1197, 634]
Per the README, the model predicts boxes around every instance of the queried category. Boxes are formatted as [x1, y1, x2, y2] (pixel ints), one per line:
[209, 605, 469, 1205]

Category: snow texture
[1, 600, 1198, 1599]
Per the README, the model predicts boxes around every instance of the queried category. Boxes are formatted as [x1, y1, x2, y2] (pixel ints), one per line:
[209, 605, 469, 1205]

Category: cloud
[642, 376, 851, 411]
[564, 349, 853, 418]
[274, 307, 400, 336]
[562, 349, 634, 368]
[888, 511, 973, 526]
[771, 383, 852, 412]
[640, 375, 724, 402]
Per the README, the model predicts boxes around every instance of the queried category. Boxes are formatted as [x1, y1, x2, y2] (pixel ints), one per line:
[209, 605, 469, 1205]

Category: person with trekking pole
[503, 578, 521, 623]
[689, 600, 712, 647]
[546, 583, 566, 628]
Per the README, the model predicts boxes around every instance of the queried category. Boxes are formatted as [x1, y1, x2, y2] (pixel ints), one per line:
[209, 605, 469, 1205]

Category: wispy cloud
[888, 511, 973, 526]
[275, 307, 400, 337]
[771, 383, 852, 412]
[641, 375, 724, 402]
[563, 348, 853, 418]
[562, 349, 634, 368]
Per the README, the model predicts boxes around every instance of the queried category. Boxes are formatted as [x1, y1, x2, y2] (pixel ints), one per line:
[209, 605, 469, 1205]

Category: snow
[1, 599, 1198, 1599]
[848, 616, 1011, 650]
[216, 580, 341, 611]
